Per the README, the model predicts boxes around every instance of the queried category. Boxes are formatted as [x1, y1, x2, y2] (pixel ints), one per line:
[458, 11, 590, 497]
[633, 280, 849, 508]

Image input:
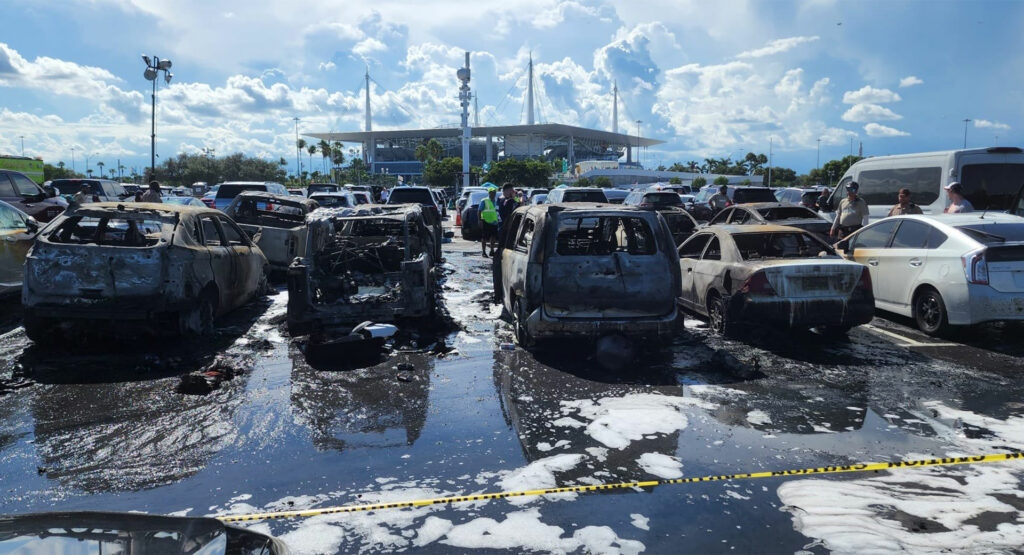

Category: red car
[0, 169, 67, 222]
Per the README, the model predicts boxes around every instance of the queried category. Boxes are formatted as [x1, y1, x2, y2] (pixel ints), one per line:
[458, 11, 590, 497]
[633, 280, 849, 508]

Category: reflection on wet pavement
[2, 239, 1024, 553]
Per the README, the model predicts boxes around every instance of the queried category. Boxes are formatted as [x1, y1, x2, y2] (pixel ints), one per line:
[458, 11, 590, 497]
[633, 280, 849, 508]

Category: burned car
[287, 204, 439, 334]
[223, 191, 319, 272]
[497, 204, 681, 347]
[677, 225, 874, 336]
[22, 202, 269, 341]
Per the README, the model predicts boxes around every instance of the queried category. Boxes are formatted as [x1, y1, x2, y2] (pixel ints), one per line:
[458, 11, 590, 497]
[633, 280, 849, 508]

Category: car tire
[181, 294, 216, 336]
[707, 292, 737, 338]
[513, 298, 535, 348]
[913, 287, 950, 336]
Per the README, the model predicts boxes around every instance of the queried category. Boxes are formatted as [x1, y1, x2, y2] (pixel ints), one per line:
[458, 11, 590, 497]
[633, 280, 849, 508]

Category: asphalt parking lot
[1, 232, 1023, 553]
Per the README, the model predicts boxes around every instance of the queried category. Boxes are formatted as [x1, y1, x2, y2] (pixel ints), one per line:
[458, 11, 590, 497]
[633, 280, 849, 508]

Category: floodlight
[144, 67, 158, 81]
[157, 59, 172, 70]
[164, 72, 173, 84]
[142, 54, 152, 65]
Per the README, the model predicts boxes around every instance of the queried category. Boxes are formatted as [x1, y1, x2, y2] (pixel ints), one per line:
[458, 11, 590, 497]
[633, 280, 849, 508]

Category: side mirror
[250, 228, 263, 243]
[25, 217, 39, 233]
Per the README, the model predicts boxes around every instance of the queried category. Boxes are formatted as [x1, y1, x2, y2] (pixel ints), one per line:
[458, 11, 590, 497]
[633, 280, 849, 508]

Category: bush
[593, 176, 613, 188]
[713, 176, 729, 186]
[692, 176, 707, 188]
[668, 177, 682, 185]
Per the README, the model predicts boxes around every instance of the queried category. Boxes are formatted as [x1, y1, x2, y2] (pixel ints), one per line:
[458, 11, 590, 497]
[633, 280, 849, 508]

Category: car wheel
[707, 293, 737, 337]
[914, 287, 950, 336]
[181, 294, 216, 336]
[513, 298, 535, 348]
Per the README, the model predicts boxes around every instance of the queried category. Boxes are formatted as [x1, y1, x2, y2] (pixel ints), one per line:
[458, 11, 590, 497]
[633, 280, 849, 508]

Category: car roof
[707, 224, 814, 234]
[70, 201, 212, 215]
[892, 213, 1024, 226]
[235, 190, 316, 204]
[735, 202, 813, 209]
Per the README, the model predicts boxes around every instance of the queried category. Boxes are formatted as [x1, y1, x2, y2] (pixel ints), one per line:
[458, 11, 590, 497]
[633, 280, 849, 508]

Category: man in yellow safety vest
[479, 186, 500, 256]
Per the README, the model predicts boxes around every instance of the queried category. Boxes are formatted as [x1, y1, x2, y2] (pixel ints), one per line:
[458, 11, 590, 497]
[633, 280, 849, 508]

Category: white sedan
[835, 213, 1024, 335]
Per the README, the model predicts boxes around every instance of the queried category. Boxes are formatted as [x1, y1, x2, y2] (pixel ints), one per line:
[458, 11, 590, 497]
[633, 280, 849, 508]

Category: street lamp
[142, 54, 173, 181]
[635, 120, 642, 167]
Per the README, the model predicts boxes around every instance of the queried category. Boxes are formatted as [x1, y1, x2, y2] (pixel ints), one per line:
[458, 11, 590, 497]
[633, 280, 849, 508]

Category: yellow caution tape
[216, 452, 1024, 523]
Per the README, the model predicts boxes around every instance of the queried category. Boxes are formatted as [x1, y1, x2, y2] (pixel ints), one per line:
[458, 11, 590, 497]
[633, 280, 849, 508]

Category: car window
[49, 216, 164, 247]
[555, 216, 656, 256]
[10, 173, 41, 196]
[701, 237, 722, 260]
[200, 216, 224, 246]
[562, 190, 608, 203]
[956, 223, 1024, 244]
[858, 167, 942, 207]
[852, 219, 898, 249]
[678, 233, 711, 258]
[709, 208, 731, 225]
[732, 188, 776, 203]
[757, 206, 819, 221]
[733, 232, 833, 260]
[0, 174, 17, 197]
[218, 217, 249, 246]
[0, 203, 26, 229]
[643, 193, 682, 207]
[890, 220, 932, 249]
[516, 218, 535, 251]
[729, 209, 752, 224]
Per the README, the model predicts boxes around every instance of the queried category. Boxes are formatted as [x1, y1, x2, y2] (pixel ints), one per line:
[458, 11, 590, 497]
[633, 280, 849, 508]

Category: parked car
[545, 187, 609, 204]
[352, 191, 372, 205]
[677, 225, 874, 336]
[122, 184, 142, 197]
[456, 186, 488, 214]
[211, 181, 289, 211]
[51, 179, 130, 203]
[162, 196, 207, 207]
[224, 191, 320, 273]
[0, 169, 68, 222]
[22, 202, 269, 341]
[287, 188, 307, 197]
[835, 213, 1024, 335]
[524, 188, 549, 201]
[826, 146, 1024, 220]
[308, 183, 341, 195]
[459, 190, 490, 241]
[775, 187, 825, 209]
[706, 202, 833, 241]
[200, 184, 220, 208]
[681, 190, 714, 222]
[386, 186, 443, 260]
[497, 204, 680, 347]
[602, 189, 630, 204]
[309, 191, 359, 208]
[0, 200, 39, 296]
[649, 184, 693, 195]
[530, 194, 548, 205]
[624, 190, 698, 245]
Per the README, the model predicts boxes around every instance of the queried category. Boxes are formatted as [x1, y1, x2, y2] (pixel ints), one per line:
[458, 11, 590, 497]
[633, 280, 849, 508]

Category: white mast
[458, 52, 472, 192]
[527, 53, 535, 126]
[364, 67, 372, 132]
[612, 80, 618, 134]
[474, 94, 480, 127]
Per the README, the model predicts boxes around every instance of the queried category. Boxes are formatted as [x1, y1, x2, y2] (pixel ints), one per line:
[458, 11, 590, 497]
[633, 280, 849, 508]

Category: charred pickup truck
[22, 202, 269, 341]
[223, 191, 319, 273]
[287, 204, 439, 334]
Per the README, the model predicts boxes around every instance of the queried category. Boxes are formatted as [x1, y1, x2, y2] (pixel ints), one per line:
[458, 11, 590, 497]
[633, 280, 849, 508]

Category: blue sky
[0, 0, 1021, 176]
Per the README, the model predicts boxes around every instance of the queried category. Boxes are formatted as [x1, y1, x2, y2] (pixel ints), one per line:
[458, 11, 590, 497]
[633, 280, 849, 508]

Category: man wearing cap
[830, 182, 869, 239]
[479, 186, 500, 257]
[944, 182, 974, 213]
[887, 188, 923, 217]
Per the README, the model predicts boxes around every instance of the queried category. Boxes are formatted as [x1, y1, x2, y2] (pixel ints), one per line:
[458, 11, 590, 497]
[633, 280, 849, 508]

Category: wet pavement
[2, 233, 1024, 553]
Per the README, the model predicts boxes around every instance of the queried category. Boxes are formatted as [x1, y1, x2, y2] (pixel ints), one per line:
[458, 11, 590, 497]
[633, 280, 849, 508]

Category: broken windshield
[555, 215, 656, 256]
[49, 216, 165, 247]
[733, 232, 834, 260]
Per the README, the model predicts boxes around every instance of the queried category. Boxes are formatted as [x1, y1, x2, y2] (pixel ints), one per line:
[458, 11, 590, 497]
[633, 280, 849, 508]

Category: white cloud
[317, 61, 336, 71]
[864, 123, 909, 137]
[736, 36, 820, 59]
[353, 37, 387, 58]
[842, 85, 902, 104]
[974, 119, 1010, 130]
[841, 103, 902, 122]
[531, 0, 603, 29]
[898, 75, 923, 88]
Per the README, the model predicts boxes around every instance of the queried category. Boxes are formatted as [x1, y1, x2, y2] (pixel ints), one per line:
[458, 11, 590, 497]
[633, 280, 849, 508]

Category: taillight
[740, 271, 776, 296]
[856, 266, 873, 293]
[266, 203, 275, 211]
[962, 248, 989, 285]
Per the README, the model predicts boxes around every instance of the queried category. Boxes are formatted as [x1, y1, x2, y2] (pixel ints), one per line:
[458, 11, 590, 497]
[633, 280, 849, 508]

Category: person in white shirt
[944, 182, 974, 213]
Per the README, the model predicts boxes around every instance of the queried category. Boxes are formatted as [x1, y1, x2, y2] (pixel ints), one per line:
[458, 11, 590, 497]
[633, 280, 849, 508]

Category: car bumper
[526, 306, 679, 339]
[958, 284, 1024, 325]
[728, 294, 875, 328]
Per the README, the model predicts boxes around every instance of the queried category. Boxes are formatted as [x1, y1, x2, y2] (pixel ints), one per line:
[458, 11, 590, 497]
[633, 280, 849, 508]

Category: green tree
[423, 157, 464, 189]
[820, 155, 863, 185]
[97, 161, 105, 177]
[668, 177, 682, 185]
[575, 177, 592, 188]
[593, 176, 613, 188]
[43, 163, 79, 180]
[306, 145, 317, 181]
[318, 140, 331, 177]
[692, 176, 707, 188]
[481, 158, 553, 188]
[414, 138, 445, 164]
[713, 176, 729, 186]
[740, 178, 751, 185]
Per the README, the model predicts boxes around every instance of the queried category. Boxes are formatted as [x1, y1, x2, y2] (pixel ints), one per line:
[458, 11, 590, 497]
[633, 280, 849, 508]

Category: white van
[825, 147, 1024, 220]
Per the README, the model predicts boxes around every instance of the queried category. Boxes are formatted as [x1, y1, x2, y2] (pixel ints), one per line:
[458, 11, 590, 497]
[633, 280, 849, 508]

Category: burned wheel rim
[708, 296, 726, 335]
[513, 299, 532, 347]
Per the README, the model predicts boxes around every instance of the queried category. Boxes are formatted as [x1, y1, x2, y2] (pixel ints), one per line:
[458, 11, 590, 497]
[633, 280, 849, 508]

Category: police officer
[830, 182, 869, 239]
[479, 186, 499, 256]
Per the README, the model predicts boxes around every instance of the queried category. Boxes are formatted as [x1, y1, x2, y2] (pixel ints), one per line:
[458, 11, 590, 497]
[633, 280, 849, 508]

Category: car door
[198, 215, 236, 313]
[0, 203, 34, 290]
[501, 214, 529, 309]
[218, 215, 262, 305]
[880, 219, 934, 308]
[693, 234, 725, 313]
[844, 219, 899, 302]
[677, 233, 712, 309]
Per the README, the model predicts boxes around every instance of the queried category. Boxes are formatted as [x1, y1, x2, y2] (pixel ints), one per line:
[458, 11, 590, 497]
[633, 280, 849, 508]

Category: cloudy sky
[1, 0, 1021, 176]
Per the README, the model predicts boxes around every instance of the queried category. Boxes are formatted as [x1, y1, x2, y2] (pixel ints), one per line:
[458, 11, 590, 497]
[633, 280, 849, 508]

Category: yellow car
[0, 199, 39, 295]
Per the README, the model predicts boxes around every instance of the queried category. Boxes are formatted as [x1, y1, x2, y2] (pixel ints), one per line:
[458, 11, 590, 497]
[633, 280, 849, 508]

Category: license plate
[802, 276, 830, 291]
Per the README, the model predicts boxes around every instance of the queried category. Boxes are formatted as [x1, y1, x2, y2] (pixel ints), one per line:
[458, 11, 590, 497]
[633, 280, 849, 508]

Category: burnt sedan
[22, 202, 269, 341]
[677, 225, 874, 336]
[706, 202, 833, 241]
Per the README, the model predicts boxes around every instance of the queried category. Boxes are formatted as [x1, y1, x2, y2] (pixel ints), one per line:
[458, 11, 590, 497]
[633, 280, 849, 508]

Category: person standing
[887, 188, 924, 216]
[479, 187, 500, 256]
[497, 183, 520, 246]
[830, 182, 869, 239]
[816, 187, 832, 212]
[380, 187, 390, 203]
[139, 181, 163, 203]
[708, 184, 730, 214]
[943, 182, 974, 213]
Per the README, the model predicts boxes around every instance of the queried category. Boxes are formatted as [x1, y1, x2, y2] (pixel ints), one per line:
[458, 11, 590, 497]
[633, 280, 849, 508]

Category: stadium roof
[306, 123, 664, 147]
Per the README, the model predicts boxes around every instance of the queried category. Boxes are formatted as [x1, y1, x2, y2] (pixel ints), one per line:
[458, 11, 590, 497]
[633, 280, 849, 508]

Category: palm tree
[86, 169, 93, 177]
[97, 161, 105, 177]
[319, 140, 331, 178]
[57, 161, 65, 169]
[307, 144, 317, 180]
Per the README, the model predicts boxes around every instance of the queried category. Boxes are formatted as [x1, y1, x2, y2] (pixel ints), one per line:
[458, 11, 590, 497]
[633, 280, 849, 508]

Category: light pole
[816, 137, 821, 172]
[142, 54, 173, 181]
[962, 118, 971, 149]
[635, 120, 642, 167]
[70, 147, 76, 174]
[19, 136, 24, 156]
[768, 137, 773, 188]
[293, 117, 301, 183]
